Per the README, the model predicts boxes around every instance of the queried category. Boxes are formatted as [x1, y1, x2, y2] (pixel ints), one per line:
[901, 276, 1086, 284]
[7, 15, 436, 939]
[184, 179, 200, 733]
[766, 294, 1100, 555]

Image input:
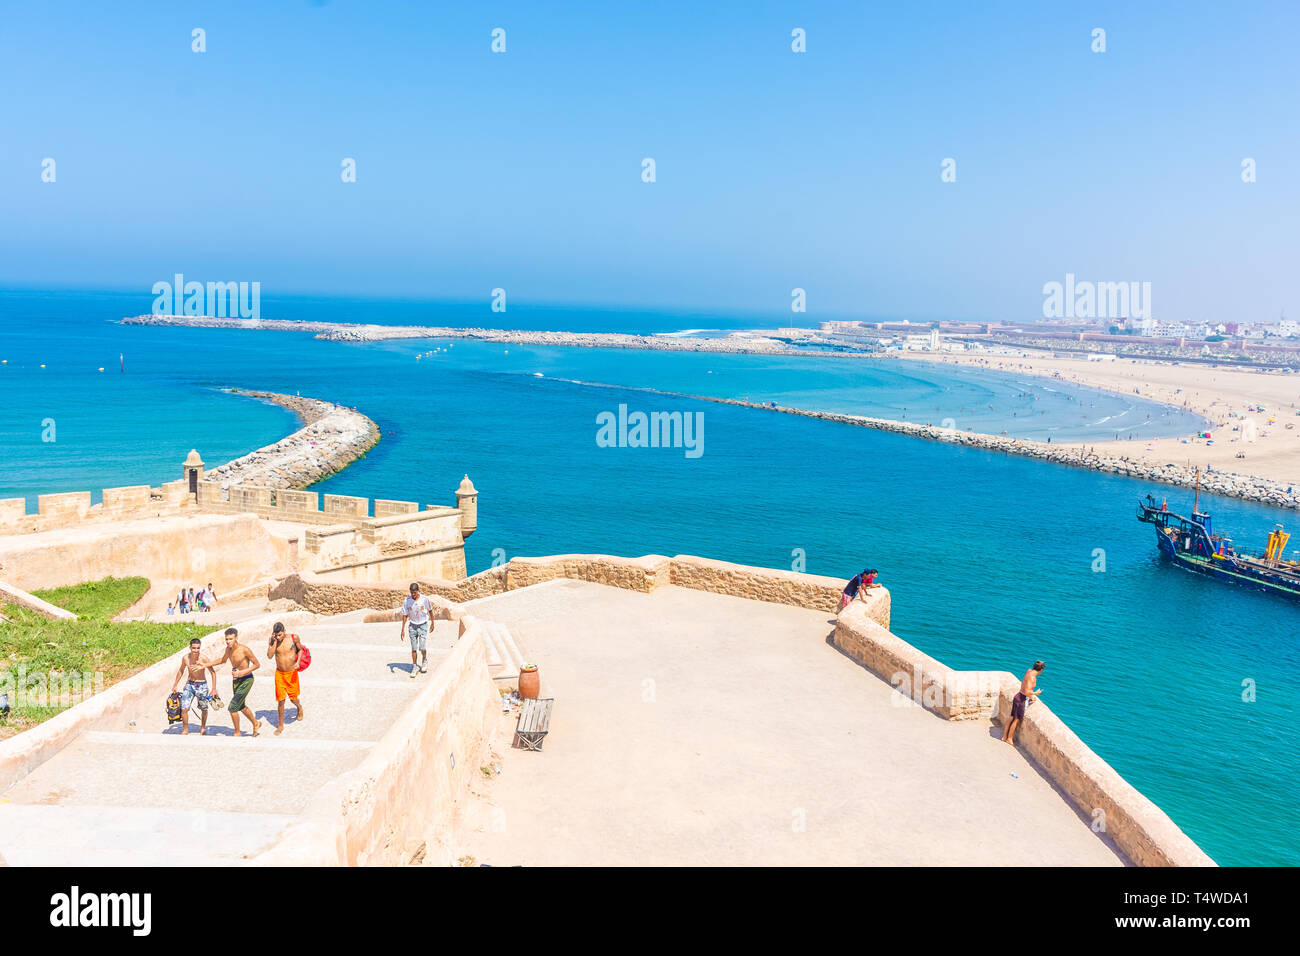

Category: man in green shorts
[208, 627, 262, 737]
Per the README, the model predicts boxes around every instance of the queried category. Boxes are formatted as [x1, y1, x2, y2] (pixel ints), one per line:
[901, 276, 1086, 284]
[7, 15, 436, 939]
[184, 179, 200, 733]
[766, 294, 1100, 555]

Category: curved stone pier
[204, 391, 380, 490]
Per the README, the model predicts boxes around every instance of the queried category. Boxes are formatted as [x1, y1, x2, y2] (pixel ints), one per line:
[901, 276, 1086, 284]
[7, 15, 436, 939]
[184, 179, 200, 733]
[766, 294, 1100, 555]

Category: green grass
[31, 575, 150, 619]
[0, 577, 224, 738]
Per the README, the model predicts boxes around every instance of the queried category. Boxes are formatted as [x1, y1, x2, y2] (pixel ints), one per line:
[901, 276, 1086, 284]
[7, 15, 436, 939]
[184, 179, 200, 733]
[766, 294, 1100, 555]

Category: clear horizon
[2, 1, 1297, 324]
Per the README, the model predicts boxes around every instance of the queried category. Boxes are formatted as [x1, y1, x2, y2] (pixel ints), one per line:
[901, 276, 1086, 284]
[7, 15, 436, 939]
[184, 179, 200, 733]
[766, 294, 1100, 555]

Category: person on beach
[171, 638, 216, 735]
[1002, 660, 1045, 746]
[268, 622, 304, 735]
[839, 568, 880, 611]
[208, 627, 262, 736]
[401, 582, 435, 677]
[206, 583, 217, 608]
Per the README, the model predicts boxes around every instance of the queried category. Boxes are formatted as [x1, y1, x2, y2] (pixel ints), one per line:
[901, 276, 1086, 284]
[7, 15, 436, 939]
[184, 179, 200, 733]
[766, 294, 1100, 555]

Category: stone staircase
[478, 618, 527, 684]
[0, 614, 461, 865]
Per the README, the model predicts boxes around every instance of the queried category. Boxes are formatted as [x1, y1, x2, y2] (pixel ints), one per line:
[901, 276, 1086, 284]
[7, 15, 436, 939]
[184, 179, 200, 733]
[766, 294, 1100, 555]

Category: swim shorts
[407, 621, 428, 652]
[275, 668, 301, 702]
[181, 680, 210, 713]
[1011, 692, 1028, 721]
[229, 675, 254, 712]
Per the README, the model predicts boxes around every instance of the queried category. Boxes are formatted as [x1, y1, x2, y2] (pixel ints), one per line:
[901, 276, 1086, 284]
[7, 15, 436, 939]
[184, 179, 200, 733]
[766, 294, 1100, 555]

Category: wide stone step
[479, 620, 526, 680]
[0, 804, 299, 866]
[85, 731, 378, 751]
[1, 734, 363, 813]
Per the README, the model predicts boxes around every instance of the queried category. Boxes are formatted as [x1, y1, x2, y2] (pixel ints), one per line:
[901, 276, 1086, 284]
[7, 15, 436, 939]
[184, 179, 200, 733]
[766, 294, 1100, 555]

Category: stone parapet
[833, 603, 1215, 867]
[271, 552, 884, 622]
[0, 580, 78, 621]
[251, 618, 499, 865]
[668, 554, 859, 618]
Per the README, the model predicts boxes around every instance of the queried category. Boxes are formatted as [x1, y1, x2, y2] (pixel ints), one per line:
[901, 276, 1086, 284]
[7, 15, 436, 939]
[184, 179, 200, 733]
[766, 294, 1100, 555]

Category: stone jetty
[203, 391, 380, 490]
[701, 395, 1300, 511]
[121, 314, 809, 355]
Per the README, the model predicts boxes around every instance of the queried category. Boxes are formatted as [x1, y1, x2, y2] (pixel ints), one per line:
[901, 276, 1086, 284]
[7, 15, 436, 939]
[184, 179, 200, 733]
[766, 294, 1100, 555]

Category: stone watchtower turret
[456, 474, 477, 538]
[183, 450, 205, 497]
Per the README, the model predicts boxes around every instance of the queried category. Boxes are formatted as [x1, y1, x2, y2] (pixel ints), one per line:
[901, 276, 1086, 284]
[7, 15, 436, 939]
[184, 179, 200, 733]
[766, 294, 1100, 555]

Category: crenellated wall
[0, 477, 478, 594]
[0, 485, 181, 536]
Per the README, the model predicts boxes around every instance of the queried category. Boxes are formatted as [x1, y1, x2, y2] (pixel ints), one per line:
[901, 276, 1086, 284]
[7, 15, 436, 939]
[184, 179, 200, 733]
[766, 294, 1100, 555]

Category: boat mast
[1193, 467, 1200, 516]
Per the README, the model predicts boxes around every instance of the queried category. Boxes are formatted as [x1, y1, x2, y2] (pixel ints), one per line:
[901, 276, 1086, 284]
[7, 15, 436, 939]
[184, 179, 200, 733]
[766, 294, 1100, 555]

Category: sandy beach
[892, 351, 1300, 486]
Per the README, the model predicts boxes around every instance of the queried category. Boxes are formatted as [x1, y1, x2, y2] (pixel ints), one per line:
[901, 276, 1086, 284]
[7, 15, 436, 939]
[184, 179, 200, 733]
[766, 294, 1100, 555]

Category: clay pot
[519, 664, 540, 699]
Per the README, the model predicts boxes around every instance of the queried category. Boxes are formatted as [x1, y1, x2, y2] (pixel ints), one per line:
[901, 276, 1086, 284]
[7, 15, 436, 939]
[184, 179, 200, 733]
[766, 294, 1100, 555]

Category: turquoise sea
[1, 289, 1296, 866]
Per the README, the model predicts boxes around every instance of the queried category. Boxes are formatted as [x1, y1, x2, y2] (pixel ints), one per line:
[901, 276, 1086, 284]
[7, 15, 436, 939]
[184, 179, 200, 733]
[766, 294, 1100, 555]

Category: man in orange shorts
[267, 621, 304, 736]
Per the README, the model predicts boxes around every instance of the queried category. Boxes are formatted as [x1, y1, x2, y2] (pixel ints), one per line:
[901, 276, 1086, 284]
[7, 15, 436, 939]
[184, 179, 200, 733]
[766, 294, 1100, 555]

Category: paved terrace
[0, 616, 460, 866]
[460, 580, 1125, 866]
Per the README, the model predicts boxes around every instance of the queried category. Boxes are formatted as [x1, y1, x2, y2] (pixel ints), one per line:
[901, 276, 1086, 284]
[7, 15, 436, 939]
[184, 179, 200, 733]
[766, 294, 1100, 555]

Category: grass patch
[1, 577, 224, 738]
[31, 576, 150, 620]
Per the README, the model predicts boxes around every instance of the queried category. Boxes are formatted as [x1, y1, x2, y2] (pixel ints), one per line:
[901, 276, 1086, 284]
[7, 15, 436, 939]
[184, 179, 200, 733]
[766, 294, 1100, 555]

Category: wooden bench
[514, 697, 554, 751]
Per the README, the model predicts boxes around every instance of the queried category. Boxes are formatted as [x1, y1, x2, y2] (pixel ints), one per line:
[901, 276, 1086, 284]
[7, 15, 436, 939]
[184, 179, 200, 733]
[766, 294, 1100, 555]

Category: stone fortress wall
[267, 551, 1211, 868]
[0, 469, 478, 590]
[0, 391, 480, 591]
[0, 386, 1214, 867]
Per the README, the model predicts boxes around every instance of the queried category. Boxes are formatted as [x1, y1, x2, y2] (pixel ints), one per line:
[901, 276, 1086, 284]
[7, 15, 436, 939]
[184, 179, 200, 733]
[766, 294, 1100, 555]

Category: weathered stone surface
[272, 553, 878, 623]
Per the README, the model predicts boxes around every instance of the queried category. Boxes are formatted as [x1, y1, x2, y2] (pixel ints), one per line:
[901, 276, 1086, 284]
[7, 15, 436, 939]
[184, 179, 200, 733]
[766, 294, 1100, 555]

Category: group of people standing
[168, 583, 217, 615]
[169, 621, 305, 737]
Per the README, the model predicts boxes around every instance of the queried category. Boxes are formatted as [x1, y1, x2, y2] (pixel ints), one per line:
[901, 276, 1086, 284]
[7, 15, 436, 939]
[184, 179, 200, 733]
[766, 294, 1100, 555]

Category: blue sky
[1, 0, 1296, 323]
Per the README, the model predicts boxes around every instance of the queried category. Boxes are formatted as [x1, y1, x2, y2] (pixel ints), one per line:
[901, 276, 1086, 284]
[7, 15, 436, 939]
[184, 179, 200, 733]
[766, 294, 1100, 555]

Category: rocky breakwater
[204, 391, 380, 489]
[701, 396, 1300, 512]
[122, 314, 814, 356]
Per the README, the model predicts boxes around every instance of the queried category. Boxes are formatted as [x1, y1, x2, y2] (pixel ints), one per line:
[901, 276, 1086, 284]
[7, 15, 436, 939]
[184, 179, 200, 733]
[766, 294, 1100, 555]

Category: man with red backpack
[267, 621, 308, 736]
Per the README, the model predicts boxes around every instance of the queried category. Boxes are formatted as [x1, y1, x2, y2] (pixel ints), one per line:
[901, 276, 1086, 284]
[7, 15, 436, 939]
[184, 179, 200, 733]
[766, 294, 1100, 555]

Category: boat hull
[1154, 530, 1300, 599]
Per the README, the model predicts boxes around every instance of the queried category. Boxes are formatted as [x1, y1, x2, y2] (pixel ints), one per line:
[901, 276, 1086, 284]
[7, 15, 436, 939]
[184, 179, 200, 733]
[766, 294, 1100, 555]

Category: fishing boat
[1137, 471, 1300, 599]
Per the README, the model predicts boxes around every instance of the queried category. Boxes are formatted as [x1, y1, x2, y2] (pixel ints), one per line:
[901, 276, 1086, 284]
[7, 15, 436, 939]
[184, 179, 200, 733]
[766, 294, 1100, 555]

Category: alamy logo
[596, 404, 704, 459]
[1042, 273, 1151, 320]
[0, 666, 104, 710]
[49, 886, 151, 936]
[152, 274, 261, 319]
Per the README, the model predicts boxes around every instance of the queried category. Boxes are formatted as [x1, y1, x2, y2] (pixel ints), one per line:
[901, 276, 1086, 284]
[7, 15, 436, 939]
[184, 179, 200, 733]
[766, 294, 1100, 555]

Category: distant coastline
[126, 313, 1300, 509]
[121, 313, 829, 356]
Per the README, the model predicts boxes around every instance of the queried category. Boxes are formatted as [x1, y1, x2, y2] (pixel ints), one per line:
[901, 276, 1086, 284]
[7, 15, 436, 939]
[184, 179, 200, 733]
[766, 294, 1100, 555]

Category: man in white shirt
[400, 582, 434, 678]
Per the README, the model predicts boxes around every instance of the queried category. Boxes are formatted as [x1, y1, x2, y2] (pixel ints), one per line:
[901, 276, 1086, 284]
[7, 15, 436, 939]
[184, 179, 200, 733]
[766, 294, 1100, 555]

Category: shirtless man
[267, 622, 304, 736]
[170, 637, 216, 735]
[208, 627, 262, 737]
[1002, 660, 1045, 746]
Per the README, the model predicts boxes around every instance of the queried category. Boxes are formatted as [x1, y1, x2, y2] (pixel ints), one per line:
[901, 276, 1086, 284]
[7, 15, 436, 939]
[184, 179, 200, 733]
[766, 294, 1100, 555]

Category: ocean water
[0, 288, 1296, 865]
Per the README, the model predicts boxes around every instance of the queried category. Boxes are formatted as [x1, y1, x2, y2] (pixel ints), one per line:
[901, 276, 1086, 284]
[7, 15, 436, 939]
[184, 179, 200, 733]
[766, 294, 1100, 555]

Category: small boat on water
[1138, 471, 1300, 599]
